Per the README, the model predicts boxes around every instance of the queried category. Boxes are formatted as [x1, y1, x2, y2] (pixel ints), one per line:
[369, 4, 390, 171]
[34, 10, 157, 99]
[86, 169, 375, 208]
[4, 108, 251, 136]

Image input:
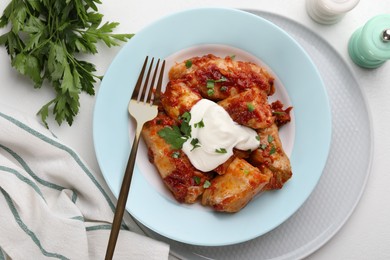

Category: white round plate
[93, 8, 331, 246]
[141, 10, 372, 260]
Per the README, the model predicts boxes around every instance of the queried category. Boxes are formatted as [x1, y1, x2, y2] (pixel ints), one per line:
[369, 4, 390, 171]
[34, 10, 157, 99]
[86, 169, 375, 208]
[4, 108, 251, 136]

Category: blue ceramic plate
[93, 7, 331, 246]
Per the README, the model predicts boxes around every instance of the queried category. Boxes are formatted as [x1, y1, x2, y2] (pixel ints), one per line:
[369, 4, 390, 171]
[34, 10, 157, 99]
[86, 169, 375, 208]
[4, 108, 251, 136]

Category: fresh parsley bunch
[0, 0, 133, 127]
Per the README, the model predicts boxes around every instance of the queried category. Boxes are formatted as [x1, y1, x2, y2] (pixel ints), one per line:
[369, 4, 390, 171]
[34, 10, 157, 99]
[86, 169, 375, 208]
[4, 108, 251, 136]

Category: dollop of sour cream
[182, 99, 260, 172]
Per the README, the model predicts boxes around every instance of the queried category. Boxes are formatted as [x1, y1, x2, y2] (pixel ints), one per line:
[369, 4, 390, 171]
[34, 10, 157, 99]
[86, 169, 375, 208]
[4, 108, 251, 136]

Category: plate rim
[93, 7, 332, 246]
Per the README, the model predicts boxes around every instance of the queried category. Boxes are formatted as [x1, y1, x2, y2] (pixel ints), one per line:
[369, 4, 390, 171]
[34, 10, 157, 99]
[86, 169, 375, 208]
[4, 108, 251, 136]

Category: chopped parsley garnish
[180, 120, 191, 137]
[247, 103, 255, 112]
[203, 180, 211, 188]
[256, 135, 260, 141]
[207, 80, 215, 89]
[171, 151, 181, 159]
[193, 176, 201, 185]
[180, 111, 191, 123]
[207, 89, 215, 96]
[179, 111, 191, 136]
[158, 126, 188, 150]
[215, 148, 227, 154]
[214, 76, 227, 83]
[269, 146, 277, 155]
[158, 112, 192, 149]
[206, 76, 227, 96]
[190, 138, 201, 151]
[272, 111, 286, 115]
[206, 80, 215, 96]
[230, 54, 236, 60]
[259, 143, 267, 150]
[267, 135, 274, 143]
[194, 119, 205, 128]
[185, 60, 192, 68]
[220, 86, 228, 92]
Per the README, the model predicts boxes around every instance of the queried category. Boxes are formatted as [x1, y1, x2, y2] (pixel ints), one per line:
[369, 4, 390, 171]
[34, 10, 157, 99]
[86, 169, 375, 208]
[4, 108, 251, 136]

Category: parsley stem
[62, 41, 101, 80]
[28, 34, 54, 55]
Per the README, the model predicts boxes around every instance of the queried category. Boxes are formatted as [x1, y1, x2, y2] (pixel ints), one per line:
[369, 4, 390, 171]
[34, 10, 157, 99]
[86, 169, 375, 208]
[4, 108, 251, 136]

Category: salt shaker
[348, 14, 390, 69]
[306, 0, 360, 25]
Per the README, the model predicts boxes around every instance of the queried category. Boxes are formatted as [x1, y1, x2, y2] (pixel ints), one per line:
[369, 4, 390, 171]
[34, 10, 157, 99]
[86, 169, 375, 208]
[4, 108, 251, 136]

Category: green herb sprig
[0, 0, 133, 127]
[157, 125, 188, 150]
[190, 138, 201, 151]
[158, 112, 192, 149]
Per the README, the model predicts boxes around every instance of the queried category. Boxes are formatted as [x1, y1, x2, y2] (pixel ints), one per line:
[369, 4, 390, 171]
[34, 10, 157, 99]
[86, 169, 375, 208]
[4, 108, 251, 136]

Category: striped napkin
[0, 104, 170, 260]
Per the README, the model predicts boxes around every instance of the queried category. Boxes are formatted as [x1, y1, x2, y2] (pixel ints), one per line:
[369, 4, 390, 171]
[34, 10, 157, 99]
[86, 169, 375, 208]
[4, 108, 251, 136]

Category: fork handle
[105, 123, 143, 260]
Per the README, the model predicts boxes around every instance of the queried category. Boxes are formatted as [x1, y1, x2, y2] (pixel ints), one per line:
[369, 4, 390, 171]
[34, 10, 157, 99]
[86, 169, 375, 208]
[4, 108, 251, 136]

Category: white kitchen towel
[0, 105, 170, 260]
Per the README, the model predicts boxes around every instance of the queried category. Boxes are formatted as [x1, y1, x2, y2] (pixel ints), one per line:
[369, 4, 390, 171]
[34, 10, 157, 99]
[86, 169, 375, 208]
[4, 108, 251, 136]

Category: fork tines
[132, 56, 165, 105]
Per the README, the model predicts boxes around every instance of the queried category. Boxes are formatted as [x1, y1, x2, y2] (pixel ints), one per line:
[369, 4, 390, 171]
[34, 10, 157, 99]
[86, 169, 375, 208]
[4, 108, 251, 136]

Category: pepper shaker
[306, 0, 360, 25]
[348, 14, 390, 69]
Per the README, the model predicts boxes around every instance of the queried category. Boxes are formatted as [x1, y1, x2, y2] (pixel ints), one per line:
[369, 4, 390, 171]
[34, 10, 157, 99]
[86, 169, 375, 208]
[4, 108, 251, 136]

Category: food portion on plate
[141, 54, 293, 213]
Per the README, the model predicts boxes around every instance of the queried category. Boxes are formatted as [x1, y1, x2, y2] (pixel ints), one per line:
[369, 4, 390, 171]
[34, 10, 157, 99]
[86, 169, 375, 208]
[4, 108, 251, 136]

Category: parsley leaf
[193, 176, 201, 185]
[190, 138, 201, 151]
[12, 53, 43, 87]
[158, 126, 188, 150]
[206, 80, 215, 96]
[158, 112, 193, 149]
[180, 111, 191, 123]
[0, 0, 133, 127]
[215, 148, 227, 154]
[194, 119, 204, 128]
[185, 60, 192, 68]
[269, 146, 277, 155]
[247, 102, 255, 112]
[179, 112, 192, 137]
[171, 151, 181, 159]
[259, 143, 267, 150]
[203, 180, 211, 188]
[206, 76, 227, 96]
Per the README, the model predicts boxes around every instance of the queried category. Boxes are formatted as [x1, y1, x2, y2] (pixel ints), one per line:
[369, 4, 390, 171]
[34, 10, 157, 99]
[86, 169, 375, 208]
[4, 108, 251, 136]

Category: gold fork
[105, 56, 165, 260]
